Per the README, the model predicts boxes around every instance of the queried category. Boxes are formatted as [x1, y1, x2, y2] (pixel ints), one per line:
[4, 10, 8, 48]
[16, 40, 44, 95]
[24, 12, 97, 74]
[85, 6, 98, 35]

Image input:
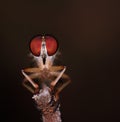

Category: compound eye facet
[30, 36, 42, 56]
[45, 36, 58, 56]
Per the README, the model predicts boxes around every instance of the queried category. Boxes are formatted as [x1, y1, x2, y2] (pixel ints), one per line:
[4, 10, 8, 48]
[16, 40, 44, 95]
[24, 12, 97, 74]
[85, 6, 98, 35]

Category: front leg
[21, 67, 43, 92]
[21, 68, 43, 93]
[52, 72, 71, 101]
[22, 70, 39, 89]
[55, 73, 71, 96]
[50, 66, 66, 88]
[50, 66, 71, 101]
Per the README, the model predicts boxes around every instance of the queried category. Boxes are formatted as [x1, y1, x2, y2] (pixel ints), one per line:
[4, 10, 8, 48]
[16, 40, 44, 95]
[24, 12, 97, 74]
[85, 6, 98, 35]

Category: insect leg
[22, 70, 39, 89]
[22, 73, 40, 93]
[50, 66, 66, 88]
[51, 72, 71, 100]
[22, 67, 41, 73]
[22, 81, 35, 93]
[55, 73, 71, 94]
[50, 66, 65, 72]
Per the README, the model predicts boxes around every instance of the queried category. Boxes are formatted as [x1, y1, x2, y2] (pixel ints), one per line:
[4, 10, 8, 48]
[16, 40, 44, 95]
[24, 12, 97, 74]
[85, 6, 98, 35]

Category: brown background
[0, 0, 120, 122]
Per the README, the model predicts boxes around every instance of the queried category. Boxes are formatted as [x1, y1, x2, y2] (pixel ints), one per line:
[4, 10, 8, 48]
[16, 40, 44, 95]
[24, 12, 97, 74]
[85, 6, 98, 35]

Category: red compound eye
[30, 36, 42, 56]
[45, 36, 58, 56]
[29, 35, 58, 56]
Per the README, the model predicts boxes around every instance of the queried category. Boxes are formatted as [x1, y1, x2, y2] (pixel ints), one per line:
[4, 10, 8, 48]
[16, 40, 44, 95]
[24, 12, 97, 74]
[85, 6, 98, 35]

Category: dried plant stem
[32, 84, 62, 122]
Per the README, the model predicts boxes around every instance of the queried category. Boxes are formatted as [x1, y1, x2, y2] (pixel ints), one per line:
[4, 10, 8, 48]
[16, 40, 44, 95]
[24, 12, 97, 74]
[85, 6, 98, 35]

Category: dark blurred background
[0, 0, 120, 122]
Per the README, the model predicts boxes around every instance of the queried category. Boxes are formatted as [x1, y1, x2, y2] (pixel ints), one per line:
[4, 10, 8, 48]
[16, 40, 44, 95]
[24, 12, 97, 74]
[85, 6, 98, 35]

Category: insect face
[29, 35, 58, 66]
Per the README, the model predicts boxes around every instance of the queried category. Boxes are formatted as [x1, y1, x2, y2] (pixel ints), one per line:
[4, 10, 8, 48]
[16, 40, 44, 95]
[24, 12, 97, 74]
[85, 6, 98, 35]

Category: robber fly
[21, 35, 71, 101]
